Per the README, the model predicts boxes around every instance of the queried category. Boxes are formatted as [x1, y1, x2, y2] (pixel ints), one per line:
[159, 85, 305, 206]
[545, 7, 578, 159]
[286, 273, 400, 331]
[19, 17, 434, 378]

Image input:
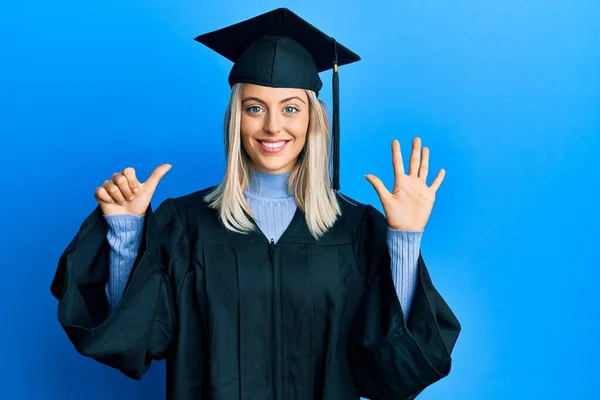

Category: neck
[246, 168, 293, 199]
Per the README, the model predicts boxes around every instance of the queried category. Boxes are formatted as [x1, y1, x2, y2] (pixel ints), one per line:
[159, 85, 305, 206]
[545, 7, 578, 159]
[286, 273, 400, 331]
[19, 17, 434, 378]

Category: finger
[103, 180, 126, 205]
[144, 163, 172, 192]
[365, 174, 390, 204]
[112, 173, 134, 200]
[122, 167, 141, 194]
[430, 168, 446, 193]
[419, 146, 429, 181]
[392, 139, 405, 177]
[409, 137, 421, 176]
[94, 186, 115, 204]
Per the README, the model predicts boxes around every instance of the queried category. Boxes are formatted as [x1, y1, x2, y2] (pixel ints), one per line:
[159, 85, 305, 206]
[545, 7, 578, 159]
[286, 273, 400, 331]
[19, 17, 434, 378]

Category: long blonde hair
[204, 83, 341, 240]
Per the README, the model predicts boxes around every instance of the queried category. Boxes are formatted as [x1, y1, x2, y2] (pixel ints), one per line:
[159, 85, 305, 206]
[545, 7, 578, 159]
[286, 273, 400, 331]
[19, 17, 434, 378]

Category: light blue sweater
[104, 170, 423, 322]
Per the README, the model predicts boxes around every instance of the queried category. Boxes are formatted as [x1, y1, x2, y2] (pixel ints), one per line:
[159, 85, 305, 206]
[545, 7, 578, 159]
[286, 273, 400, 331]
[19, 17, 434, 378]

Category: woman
[51, 8, 460, 400]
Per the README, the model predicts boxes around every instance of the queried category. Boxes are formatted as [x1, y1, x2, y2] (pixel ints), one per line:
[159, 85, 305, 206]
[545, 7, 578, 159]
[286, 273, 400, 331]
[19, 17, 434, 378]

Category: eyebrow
[242, 96, 307, 105]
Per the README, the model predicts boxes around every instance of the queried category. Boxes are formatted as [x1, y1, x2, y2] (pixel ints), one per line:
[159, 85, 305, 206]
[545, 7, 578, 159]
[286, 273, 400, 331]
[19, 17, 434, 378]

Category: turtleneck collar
[245, 168, 294, 199]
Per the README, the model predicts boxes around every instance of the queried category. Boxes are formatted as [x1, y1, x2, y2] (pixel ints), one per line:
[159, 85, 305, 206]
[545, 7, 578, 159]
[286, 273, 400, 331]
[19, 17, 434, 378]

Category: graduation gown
[51, 188, 461, 399]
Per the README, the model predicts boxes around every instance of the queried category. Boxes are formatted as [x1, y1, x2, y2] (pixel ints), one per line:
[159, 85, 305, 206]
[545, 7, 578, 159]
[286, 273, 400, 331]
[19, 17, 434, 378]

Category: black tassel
[332, 39, 340, 191]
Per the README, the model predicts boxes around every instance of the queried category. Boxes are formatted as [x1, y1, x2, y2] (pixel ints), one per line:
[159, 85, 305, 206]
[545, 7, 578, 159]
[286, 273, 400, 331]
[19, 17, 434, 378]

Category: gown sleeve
[350, 205, 461, 400]
[50, 198, 186, 380]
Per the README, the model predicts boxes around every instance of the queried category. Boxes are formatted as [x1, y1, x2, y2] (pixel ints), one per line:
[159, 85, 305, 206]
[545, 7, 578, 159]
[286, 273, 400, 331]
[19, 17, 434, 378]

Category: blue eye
[247, 106, 262, 114]
[284, 106, 298, 114]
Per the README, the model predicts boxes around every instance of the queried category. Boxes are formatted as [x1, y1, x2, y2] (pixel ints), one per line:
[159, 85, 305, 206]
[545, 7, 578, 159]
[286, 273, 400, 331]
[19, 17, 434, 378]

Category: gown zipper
[269, 238, 282, 399]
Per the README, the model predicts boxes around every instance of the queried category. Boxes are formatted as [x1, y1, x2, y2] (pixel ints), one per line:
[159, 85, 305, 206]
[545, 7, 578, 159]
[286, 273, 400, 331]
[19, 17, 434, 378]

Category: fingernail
[133, 188, 139, 193]
[128, 196, 134, 201]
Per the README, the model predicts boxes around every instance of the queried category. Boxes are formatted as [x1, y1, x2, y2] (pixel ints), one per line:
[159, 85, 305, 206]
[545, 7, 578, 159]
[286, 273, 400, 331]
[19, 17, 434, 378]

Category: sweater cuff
[103, 214, 145, 314]
[104, 214, 145, 232]
[387, 228, 422, 322]
[104, 213, 144, 256]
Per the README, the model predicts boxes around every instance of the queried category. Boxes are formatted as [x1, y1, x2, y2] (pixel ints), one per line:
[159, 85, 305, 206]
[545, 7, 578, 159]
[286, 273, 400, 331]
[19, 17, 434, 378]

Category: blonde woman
[51, 8, 460, 400]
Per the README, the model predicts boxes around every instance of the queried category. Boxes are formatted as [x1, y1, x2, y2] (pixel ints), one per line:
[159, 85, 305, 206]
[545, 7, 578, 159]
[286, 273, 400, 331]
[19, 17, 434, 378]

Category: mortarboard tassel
[332, 39, 340, 191]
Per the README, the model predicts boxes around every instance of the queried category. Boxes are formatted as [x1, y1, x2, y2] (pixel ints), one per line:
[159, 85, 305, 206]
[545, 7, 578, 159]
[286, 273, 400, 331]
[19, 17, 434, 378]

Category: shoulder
[336, 191, 386, 225]
[333, 191, 387, 240]
[332, 192, 388, 280]
[171, 185, 218, 212]
[151, 185, 219, 228]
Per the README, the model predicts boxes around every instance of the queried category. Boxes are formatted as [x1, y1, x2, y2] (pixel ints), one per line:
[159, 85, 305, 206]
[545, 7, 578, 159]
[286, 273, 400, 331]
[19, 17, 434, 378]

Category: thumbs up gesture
[94, 164, 172, 216]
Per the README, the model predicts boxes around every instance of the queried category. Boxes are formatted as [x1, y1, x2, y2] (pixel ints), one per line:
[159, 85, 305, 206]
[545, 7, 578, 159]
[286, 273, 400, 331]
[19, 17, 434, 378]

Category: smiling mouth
[257, 139, 290, 153]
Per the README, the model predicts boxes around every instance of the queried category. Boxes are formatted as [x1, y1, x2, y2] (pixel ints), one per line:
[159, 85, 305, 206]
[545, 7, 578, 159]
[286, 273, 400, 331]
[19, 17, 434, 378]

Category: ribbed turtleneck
[246, 169, 294, 199]
[244, 169, 297, 243]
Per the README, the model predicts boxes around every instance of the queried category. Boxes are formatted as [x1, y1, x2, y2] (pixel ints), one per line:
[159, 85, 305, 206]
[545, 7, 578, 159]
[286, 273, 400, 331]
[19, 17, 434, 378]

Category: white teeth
[261, 141, 286, 149]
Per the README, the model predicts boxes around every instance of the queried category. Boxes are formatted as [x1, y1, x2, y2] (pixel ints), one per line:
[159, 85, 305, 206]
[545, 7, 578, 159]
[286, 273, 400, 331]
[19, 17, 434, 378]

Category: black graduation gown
[50, 188, 461, 400]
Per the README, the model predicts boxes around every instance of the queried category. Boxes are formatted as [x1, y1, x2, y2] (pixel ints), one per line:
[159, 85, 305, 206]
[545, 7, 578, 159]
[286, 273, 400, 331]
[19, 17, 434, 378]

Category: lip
[256, 139, 290, 153]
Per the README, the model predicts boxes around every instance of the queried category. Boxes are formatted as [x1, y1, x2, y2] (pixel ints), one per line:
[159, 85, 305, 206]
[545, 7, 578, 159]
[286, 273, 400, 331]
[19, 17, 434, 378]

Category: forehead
[242, 83, 308, 102]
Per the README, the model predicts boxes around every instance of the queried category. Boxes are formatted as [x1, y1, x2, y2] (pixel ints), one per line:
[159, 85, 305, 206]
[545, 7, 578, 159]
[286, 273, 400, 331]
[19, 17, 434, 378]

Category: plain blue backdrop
[1, 0, 598, 399]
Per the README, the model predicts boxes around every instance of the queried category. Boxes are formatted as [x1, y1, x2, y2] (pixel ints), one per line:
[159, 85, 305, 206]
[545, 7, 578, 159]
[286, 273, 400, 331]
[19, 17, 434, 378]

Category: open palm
[366, 137, 445, 231]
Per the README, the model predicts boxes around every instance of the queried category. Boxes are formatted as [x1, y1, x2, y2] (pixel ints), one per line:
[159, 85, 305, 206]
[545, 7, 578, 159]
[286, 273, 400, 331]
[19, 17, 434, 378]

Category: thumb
[144, 163, 172, 191]
[365, 174, 389, 203]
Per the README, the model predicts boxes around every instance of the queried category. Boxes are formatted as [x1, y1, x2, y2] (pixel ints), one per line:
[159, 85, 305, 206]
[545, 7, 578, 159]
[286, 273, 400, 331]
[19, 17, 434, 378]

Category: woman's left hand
[366, 137, 445, 231]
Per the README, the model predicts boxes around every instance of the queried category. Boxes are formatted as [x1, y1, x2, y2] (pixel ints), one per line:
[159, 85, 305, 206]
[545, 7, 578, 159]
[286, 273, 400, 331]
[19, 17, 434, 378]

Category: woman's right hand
[94, 164, 172, 216]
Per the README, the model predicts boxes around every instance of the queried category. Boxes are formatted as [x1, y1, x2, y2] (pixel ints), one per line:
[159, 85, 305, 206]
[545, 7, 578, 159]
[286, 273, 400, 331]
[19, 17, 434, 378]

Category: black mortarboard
[194, 7, 361, 190]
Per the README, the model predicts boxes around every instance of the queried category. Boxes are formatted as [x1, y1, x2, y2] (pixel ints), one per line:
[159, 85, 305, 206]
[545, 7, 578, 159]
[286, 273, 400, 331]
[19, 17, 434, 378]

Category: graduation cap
[194, 7, 360, 190]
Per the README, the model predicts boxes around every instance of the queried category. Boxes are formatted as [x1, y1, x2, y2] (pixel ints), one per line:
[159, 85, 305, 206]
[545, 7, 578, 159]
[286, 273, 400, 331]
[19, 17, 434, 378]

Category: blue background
[1, 0, 598, 399]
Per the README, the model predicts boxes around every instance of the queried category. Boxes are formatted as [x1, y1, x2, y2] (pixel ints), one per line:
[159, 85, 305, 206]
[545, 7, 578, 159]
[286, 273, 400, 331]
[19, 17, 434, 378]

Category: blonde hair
[204, 83, 341, 240]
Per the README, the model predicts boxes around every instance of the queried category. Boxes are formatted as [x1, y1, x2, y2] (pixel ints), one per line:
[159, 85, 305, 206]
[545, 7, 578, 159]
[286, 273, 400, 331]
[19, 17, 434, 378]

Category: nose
[263, 111, 282, 135]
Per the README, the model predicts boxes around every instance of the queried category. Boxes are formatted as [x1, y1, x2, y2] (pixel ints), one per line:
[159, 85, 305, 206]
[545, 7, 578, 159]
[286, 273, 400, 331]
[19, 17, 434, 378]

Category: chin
[252, 157, 295, 174]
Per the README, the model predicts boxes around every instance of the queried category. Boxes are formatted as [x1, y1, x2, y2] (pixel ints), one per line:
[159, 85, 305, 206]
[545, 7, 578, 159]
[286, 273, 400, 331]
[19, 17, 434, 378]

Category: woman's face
[240, 84, 310, 174]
